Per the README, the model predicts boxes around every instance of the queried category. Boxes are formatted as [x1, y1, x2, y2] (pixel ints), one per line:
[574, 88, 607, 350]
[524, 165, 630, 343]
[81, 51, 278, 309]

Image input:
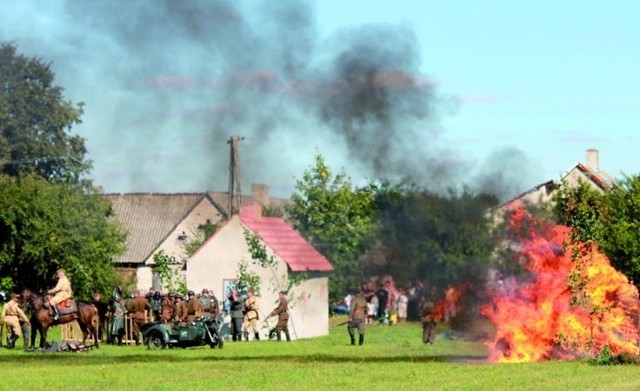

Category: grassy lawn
[1, 317, 638, 391]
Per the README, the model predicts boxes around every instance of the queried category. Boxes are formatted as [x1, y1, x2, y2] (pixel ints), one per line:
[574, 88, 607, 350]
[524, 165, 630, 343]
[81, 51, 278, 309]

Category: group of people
[344, 280, 440, 346]
[227, 288, 291, 342]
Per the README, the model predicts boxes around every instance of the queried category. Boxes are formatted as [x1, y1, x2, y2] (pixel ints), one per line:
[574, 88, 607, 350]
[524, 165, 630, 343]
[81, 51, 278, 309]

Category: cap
[202, 288, 209, 294]
[10, 293, 19, 300]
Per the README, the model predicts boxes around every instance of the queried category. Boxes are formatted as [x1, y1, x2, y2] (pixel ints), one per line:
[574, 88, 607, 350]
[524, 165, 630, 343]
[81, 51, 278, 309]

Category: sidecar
[141, 315, 224, 350]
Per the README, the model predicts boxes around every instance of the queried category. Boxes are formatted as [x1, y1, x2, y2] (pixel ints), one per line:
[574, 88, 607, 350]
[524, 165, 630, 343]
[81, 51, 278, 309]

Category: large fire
[481, 209, 640, 363]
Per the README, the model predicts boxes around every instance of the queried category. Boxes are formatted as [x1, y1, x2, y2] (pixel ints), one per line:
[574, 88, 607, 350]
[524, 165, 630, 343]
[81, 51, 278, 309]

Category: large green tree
[0, 174, 126, 298]
[0, 42, 90, 183]
[554, 176, 640, 282]
[0, 43, 127, 297]
[287, 154, 377, 301]
[368, 185, 499, 289]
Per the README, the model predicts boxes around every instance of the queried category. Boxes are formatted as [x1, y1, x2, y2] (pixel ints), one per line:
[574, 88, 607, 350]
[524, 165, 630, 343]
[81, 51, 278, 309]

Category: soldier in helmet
[228, 288, 243, 341]
[185, 291, 204, 322]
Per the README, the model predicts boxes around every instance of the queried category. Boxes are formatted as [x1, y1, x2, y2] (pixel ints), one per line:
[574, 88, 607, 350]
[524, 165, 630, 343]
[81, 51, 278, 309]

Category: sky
[2, 0, 638, 200]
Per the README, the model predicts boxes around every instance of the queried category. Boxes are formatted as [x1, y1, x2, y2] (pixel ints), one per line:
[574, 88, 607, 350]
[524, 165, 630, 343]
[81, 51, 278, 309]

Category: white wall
[186, 217, 330, 339]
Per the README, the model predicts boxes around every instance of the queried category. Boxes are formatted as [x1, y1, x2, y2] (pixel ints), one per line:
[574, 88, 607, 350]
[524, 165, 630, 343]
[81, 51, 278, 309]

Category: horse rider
[0, 293, 30, 349]
[48, 268, 73, 321]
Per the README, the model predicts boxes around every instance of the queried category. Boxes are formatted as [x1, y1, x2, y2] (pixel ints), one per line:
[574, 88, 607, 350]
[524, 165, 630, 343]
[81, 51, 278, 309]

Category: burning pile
[481, 209, 639, 363]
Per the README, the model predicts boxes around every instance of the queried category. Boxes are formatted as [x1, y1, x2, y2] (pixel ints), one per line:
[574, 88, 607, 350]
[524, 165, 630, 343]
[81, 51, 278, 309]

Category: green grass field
[1, 317, 638, 391]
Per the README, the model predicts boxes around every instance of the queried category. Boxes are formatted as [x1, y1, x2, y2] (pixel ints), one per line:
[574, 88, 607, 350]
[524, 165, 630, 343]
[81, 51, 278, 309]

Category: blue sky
[2, 1, 638, 199]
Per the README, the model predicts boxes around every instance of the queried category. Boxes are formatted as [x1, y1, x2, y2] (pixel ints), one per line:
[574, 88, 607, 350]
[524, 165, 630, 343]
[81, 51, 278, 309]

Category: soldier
[199, 289, 213, 316]
[185, 291, 204, 322]
[228, 289, 244, 341]
[0, 293, 30, 349]
[148, 290, 162, 322]
[242, 289, 260, 341]
[126, 290, 150, 345]
[348, 288, 368, 346]
[268, 291, 290, 342]
[173, 295, 188, 325]
[109, 285, 125, 345]
[160, 292, 174, 323]
[47, 268, 72, 321]
[421, 297, 437, 345]
[91, 293, 109, 343]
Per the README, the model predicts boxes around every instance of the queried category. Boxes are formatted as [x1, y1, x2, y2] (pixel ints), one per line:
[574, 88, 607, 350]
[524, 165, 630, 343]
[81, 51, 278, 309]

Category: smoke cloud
[1, 0, 531, 199]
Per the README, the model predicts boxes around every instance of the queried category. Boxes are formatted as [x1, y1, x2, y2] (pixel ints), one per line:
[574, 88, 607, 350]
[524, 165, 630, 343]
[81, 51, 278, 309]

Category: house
[186, 204, 333, 340]
[106, 184, 284, 291]
[490, 148, 615, 217]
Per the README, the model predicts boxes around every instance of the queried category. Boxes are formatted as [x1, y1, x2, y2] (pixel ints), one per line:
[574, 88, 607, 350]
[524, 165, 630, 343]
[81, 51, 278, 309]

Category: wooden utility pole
[227, 135, 243, 216]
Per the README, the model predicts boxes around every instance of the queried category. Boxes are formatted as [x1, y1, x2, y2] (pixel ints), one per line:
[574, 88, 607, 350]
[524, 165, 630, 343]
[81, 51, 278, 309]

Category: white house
[186, 204, 333, 340]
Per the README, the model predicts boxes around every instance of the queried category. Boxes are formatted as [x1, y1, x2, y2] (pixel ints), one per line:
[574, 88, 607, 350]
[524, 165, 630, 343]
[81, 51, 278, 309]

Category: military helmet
[188, 290, 195, 296]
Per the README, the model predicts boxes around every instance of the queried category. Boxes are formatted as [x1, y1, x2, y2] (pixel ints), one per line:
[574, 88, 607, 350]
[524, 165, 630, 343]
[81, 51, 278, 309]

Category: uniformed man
[348, 288, 368, 346]
[160, 292, 174, 323]
[109, 285, 125, 345]
[0, 293, 30, 349]
[228, 289, 244, 341]
[148, 290, 162, 321]
[199, 289, 212, 316]
[421, 297, 437, 345]
[173, 295, 188, 325]
[126, 290, 150, 345]
[47, 268, 73, 321]
[185, 291, 204, 322]
[91, 293, 109, 343]
[268, 291, 290, 342]
[242, 289, 260, 341]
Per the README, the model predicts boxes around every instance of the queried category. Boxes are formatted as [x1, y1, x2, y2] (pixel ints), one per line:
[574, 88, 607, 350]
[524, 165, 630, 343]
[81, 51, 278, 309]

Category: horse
[20, 288, 99, 349]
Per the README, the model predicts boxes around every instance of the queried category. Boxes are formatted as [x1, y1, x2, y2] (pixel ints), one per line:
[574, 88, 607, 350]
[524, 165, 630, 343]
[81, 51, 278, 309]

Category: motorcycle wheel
[146, 330, 165, 350]
[208, 331, 223, 349]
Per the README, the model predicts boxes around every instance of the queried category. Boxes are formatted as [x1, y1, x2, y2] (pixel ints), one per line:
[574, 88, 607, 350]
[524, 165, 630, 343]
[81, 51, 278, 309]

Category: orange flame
[481, 209, 639, 363]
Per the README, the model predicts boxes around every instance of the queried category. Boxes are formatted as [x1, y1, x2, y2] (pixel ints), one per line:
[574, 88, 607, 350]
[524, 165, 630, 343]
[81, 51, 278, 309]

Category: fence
[60, 312, 149, 346]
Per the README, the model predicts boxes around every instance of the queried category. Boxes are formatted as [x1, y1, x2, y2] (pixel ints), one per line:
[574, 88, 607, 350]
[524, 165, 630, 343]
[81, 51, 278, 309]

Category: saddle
[45, 298, 78, 315]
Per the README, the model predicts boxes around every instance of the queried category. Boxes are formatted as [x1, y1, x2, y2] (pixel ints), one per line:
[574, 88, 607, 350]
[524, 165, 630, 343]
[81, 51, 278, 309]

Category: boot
[243, 331, 249, 341]
[359, 334, 364, 346]
[284, 330, 291, 342]
[276, 331, 281, 341]
[349, 330, 355, 345]
[52, 305, 60, 322]
[254, 332, 260, 341]
[9, 335, 19, 349]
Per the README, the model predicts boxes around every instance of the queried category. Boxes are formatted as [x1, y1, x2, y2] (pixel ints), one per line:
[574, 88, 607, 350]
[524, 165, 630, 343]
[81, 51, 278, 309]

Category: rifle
[335, 319, 351, 326]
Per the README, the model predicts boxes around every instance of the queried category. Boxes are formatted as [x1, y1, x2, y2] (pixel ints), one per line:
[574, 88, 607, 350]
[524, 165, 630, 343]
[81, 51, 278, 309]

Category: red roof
[239, 205, 333, 272]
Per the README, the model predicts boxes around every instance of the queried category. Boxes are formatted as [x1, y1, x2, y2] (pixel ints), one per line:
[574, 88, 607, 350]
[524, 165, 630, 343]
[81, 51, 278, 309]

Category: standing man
[91, 293, 109, 343]
[375, 281, 389, 321]
[185, 291, 204, 322]
[228, 289, 243, 341]
[268, 291, 290, 342]
[421, 297, 437, 345]
[242, 289, 260, 341]
[173, 295, 188, 325]
[109, 285, 125, 345]
[199, 289, 213, 317]
[348, 288, 367, 346]
[0, 293, 30, 349]
[126, 290, 150, 345]
[48, 268, 72, 321]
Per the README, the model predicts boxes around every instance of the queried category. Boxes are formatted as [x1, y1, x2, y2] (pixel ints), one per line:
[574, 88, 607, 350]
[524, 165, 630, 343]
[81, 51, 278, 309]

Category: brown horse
[20, 288, 99, 349]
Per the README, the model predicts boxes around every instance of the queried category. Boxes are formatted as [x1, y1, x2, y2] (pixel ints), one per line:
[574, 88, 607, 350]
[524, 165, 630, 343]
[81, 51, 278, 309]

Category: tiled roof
[570, 163, 616, 191]
[106, 193, 217, 264]
[239, 205, 333, 272]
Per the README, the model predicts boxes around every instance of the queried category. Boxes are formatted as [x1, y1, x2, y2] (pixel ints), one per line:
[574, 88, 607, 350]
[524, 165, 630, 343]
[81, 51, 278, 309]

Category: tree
[554, 175, 640, 283]
[0, 42, 90, 184]
[367, 185, 499, 288]
[287, 154, 377, 302]
[0, 174, 127, 298]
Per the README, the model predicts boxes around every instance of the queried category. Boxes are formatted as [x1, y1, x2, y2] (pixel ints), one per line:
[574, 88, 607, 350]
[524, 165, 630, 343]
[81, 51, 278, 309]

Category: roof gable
[238, 205, 333, 272]
[106, 193, 221, 264]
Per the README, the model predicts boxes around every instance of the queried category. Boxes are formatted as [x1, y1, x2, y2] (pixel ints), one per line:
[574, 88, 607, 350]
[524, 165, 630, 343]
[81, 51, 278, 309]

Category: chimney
[251, 183, 270, 206]
[586, 148, 599, 170]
